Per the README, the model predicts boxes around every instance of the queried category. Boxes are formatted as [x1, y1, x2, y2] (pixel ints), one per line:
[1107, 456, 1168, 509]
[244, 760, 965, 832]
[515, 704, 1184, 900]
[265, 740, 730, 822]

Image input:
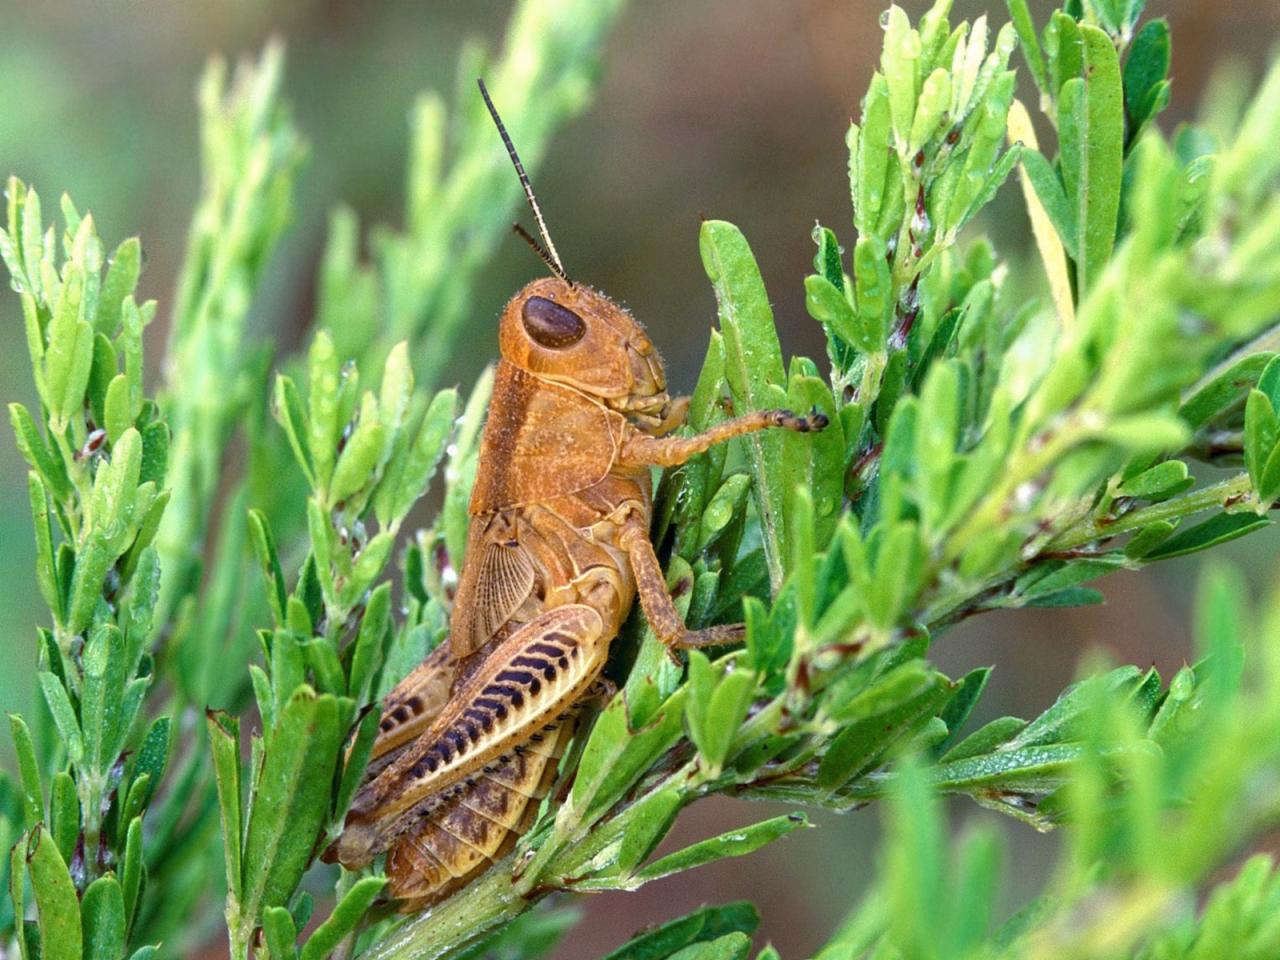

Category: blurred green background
[1, 0, 1277, 956]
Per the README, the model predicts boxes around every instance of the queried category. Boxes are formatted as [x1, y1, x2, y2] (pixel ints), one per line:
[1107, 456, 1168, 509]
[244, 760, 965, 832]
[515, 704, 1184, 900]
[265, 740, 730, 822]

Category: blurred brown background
[1, 0, 1278, 956]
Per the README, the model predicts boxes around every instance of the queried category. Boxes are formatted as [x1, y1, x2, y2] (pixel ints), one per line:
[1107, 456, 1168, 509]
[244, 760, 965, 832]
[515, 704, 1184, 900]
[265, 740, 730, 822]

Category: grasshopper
[326, 80, 827, 910]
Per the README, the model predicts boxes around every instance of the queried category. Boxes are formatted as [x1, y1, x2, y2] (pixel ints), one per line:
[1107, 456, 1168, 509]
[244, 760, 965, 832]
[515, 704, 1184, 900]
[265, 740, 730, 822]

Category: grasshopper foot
[674, 622, 747, 650]
[769, 408, 829, 433]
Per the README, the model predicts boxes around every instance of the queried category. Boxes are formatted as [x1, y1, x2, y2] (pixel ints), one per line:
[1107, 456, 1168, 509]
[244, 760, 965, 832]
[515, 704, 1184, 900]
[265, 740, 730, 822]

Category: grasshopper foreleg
[619, 407, 828, 468]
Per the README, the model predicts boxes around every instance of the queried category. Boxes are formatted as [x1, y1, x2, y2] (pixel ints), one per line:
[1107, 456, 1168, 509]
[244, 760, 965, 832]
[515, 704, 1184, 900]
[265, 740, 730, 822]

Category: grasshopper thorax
[499, 277, 672, 431]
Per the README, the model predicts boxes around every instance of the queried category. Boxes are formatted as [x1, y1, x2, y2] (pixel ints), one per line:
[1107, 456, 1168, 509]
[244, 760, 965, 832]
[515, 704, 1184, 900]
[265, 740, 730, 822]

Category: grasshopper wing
[450, 517, 537, 658]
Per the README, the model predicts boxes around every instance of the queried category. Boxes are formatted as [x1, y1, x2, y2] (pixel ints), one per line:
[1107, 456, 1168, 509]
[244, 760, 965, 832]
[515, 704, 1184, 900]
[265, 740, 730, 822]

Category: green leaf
[782, 370, 843, 551]
[667, 933, 752, 960]
[349, 582, 392, 700]
[49, 773, 78, 866]
[205, 710, 243, 903]
[242, 688, 343, 919]
[1007, 0, 1048, 95]
[1020, 149, 1078, 256]
[565, 688, 687, 829]
[334, 709, 381, 820]
[10, 714, 44, 828]
[933, 668, 992, 757]
[1142, 512, 1271, 561]
[1124, 520, 1178, 559]
[25, 825, 82, 960]
[298, 875, 386, 960]
[1045, 11, 1083, 100]
[307, 331, 342, 494]
[600, 903, 760, 960]
[10, 403, 72, 502]
[375, 386, 456, 527]
[264, 906, 298, 960]
[330, 417, 387, 506]
[81, 622, 129, 772]
[120, 816, 143, 930]
[248, 509, 287, 627]
[852, 235, 891, 351]
[1115, 460, 1192, 501]
[881, 6, 920, 148]
[38, 673, 83, 765]
[97, 237, 140, 335]
[818, 668, 951, 790]
[103, 375, 132, 444]
[1123, 19, 1170, 132]
[274, 375, 315, 487]
[27, 473, 60, 619]
[931, 743, 1083, 794]
[1058, 26, 1124, 297]
[81, 876, 125, 960]
[803, 275, 860, 351]
[1097, 414, 1189, 455]
[699, 220, 790, 594]
[633, 813, 808, 887]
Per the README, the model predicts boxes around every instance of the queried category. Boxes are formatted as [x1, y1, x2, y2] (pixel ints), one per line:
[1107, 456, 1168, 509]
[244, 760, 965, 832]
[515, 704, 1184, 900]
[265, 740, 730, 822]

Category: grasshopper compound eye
[522, 296, 586, 348]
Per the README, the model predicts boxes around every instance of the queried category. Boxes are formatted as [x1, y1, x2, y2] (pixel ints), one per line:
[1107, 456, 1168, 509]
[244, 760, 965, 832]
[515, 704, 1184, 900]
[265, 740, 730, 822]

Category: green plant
[2, 0, 1280, 958]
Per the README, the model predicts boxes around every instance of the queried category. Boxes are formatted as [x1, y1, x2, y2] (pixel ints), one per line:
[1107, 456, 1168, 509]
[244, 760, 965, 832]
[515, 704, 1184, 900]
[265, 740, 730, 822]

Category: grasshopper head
[477, 79, 674, 432]
[499, 277, 674, 431]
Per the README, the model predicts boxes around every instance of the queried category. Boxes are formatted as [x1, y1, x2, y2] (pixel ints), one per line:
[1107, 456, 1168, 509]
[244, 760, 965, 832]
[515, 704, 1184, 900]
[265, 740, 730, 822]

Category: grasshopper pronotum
[326, 80, 828, 910]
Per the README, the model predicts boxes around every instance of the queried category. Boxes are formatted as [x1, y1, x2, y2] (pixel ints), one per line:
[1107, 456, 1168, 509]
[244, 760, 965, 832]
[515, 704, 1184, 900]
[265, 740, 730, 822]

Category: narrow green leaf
[1142, 512, 1270, 561]
[600, 903, 760, 960]
[699, 220, 790, 593]
[633, 813, 808, 887]
[307, 331, 342, 493]
[274, 375, 315, 487]
[120, 816, 143, 930]
[1115, 460, 1192, 500]
[334, 708, 381, 819]
[26, 825, 82, 960]
[1020, 149, 1078, 256]
[1123, 19, 1171, 131]
[803, 275, 860, 351]
[242, 688, 343, 918]
[1006, 0, 1048, 95]
[38, 673, 83, 765]
[349, 583, 392, 701]
[932, 668, 992, 757]
[81, 876, 125, 960]
[27, 473, 60, 618]
[330, 418, 387, 506]
[97, 237, 140, 335]
[248, 509, 287, 627]
[10, 403, 72, 503]
[10, 714, 44, 828]
[205, 710, 243, 903]
[298, 875, 387, 960]
[1058, 26, 1124, 297]
[49, 773, 77, 866]
[264, 905, 298, 960]
[940, 716, 1027, 763]
[852, 235, 891, 350]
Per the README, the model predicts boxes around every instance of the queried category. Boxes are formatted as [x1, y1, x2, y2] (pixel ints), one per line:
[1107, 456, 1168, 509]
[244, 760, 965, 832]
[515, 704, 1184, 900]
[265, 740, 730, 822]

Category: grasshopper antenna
[512, 223, 567, 279]
[477, 78, 570, 284]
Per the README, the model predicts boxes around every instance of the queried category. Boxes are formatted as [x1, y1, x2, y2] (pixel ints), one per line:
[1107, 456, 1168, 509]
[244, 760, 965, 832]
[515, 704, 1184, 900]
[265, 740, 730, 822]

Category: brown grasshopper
[326, 80, 827, 910]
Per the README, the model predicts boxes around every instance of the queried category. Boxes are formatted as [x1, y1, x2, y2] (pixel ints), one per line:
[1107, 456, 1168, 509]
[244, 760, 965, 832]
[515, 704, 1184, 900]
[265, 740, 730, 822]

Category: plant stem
[357, 863, 527, 960]
[1047, 472, 1254, 551]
